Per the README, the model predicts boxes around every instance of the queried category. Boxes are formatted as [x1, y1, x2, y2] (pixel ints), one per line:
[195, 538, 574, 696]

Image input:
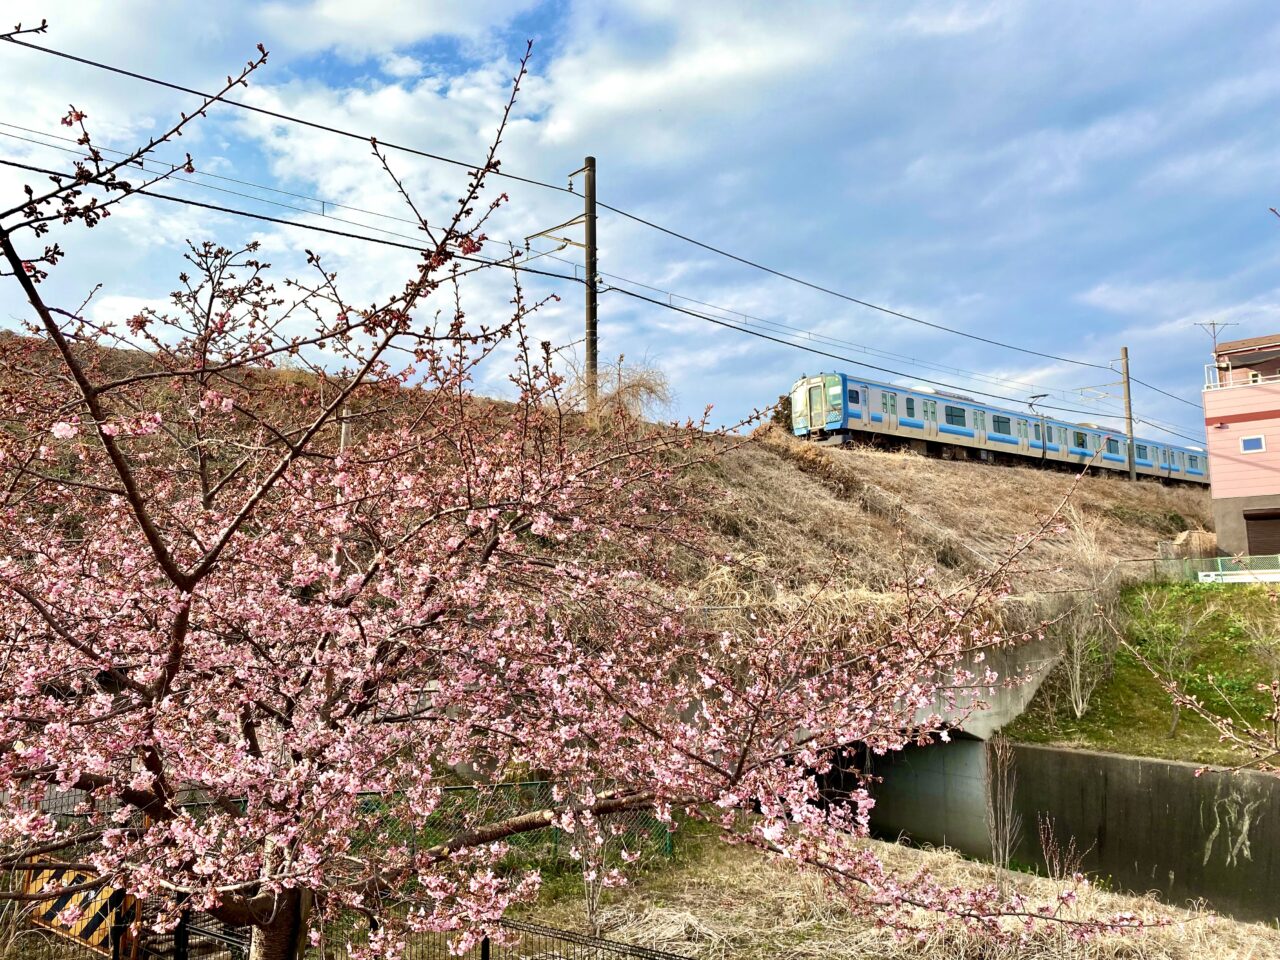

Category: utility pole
[1120, 347, 1136, 481]
[583, 156, 598, 412]
[525, 157, 598, 412]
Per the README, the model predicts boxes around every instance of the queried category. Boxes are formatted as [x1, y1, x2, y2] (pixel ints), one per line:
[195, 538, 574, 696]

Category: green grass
[1006, 581, 1277, 765]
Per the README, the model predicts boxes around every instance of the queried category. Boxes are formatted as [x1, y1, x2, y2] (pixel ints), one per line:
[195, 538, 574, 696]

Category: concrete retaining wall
[868, 740, 1280, 924]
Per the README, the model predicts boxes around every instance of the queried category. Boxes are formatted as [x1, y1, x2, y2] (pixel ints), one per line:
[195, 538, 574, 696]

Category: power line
[5, 36, 1177, 388]
[1128, 374, 1201, 409]
[607, 285, 1206, 444]
[1, 144, 1205, 444]
[595, 200, 1115, 372]
[1, 122, 1146, 413]
[0, 36, 574, 197]
[0, 157, 584, 286]
[0, 120, 423, 226]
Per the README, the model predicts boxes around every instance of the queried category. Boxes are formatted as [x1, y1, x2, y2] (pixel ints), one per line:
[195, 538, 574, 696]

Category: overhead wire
[0, 39, 1207, 430]
[2, 34, 1198, 393]
[606, 285, 1206, 444]
[0, 147, 1205, 443]
[0, 36, 575, 197]
[0, 157, 584, 285]
[0, 122, 1145, 413]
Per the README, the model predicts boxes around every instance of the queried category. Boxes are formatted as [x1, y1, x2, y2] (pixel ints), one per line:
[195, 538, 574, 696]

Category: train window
[905, 397, 915, 417]
[1033, 423, 1041, 441]
[1241, 436, 1265, 453]
[1106, 438, 1119, 455]
[1188, 455, 1199, 469]
[1073, 431, 1087, 448]
[974, 411, 986, 430]
[924, 400, 937, 422]
[992, 415, 1011, 434]
[848, 388, 860, 405]
[944, 405, 966, 426]
[1136, 444, 1148, 459]
[881, 392, 897, 414]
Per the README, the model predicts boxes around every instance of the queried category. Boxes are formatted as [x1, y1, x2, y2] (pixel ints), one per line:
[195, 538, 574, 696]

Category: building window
[1106, 438, 1119, 455]
[1136, 444, 1148, 459]
[992, 415, 1011, 434]
[1241, 435, 1266, 454]
[847, 388, 860, 405]
[1073, 431, 1087, 448]
[905, 397, 915, 417]
[944, 405, 966, 427]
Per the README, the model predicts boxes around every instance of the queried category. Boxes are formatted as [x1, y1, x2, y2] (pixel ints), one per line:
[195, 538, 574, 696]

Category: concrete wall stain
[867, 741, 1280, 924]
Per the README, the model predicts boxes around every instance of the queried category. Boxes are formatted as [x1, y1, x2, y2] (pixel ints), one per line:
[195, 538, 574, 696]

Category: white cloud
[253, 0, 537, 56]
[381, 53, 426, 79]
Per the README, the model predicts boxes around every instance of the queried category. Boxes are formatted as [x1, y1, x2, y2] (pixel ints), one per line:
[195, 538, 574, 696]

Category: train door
[972, 409, 987, 447]
[846, 381, 868, 427]
[879, 389, 899, 432]
[806, 382, 824, 434]
[1016, 418, 1030, 455]
[922, 398, 939, 440]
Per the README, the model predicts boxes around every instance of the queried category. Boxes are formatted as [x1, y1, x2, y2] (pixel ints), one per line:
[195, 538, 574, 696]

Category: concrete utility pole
[583, 156, 598, 412]
[1120, 346, 1136, 481]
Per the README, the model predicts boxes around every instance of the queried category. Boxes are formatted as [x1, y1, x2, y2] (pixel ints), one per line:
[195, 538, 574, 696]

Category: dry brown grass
[722, 426, 1213, 595]
[537, 836, 1279, 960]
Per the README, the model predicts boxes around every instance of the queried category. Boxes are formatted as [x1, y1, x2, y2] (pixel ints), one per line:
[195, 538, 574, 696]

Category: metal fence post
[173, 910, 191, 960]
[480, 935, 490, 960]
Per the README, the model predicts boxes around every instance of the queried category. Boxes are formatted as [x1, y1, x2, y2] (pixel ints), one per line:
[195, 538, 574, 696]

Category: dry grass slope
[707, 426, 1213, 595]
[536, 838, 1280, 960]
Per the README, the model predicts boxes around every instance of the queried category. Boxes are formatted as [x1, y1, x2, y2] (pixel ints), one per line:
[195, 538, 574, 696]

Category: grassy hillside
[1006, 582, 1278, 764]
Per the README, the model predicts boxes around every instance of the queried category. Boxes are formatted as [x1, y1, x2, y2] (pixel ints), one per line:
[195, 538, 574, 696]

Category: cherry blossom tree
[0, 23, 1144, 959]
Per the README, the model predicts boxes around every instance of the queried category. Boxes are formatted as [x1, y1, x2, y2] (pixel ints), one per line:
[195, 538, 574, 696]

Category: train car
[788, 372, 1208, 484]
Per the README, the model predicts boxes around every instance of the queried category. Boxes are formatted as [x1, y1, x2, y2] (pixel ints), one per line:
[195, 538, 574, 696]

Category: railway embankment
[714, 440, 1278, 924]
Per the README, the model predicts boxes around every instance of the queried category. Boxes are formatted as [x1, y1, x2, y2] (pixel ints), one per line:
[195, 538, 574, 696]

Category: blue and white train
[789, 372, 1208, 484]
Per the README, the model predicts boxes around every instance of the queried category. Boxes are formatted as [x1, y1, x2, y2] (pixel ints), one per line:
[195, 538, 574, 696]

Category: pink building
[1203, 333, 1280, 554]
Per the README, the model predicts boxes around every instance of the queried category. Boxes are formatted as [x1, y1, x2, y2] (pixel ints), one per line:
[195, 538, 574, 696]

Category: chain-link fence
[1157, 553, 1280, 583]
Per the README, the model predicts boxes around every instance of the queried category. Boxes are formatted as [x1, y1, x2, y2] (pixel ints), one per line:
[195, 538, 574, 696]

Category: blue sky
[5, 1, 1280, 444]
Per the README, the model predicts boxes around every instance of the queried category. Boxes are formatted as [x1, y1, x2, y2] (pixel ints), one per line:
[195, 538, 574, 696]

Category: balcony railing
[1203, 363, 1280, 390]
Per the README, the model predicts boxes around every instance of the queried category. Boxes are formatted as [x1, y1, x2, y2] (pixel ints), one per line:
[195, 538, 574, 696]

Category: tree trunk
[248, 890, 308, 960]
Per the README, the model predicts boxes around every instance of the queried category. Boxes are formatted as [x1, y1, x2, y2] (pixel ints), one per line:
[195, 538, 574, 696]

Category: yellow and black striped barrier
[22, 861, 140, 958]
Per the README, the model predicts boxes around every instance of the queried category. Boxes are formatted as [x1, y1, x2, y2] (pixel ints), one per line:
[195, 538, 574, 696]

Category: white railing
[1204, 363, 1280, 390]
